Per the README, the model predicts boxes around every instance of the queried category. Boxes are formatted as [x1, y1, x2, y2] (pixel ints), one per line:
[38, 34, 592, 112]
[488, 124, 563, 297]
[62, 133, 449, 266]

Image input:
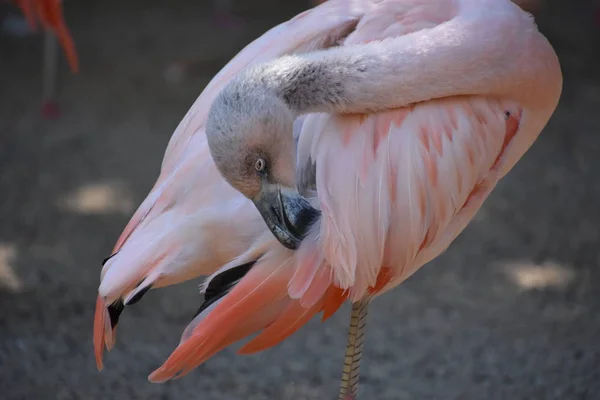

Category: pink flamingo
[8, 0, 77, 118]
[94, 0, 561, 398]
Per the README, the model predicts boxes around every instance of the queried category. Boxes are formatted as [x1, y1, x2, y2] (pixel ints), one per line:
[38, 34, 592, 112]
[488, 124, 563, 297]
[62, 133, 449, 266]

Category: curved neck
[249, 12, 558, 117]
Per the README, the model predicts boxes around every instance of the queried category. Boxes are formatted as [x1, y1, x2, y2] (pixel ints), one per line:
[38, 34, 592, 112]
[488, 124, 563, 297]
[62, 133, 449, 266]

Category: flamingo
[11, 0, 78, 117]
[94, 0, 561, 398]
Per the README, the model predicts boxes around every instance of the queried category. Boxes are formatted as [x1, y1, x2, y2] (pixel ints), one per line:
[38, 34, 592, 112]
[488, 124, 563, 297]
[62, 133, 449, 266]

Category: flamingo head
[206, 80, 320, 250]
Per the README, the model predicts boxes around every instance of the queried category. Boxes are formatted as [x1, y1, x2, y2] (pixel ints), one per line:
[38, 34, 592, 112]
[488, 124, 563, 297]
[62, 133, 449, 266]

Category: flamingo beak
[252, 184, 320, 250]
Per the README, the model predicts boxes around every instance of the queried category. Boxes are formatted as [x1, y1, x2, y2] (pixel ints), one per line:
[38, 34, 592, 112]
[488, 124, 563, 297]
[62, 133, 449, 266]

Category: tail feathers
[148, 252, 295, 383]
[94, 181, 205, 370]
[321, 285, 349, 322]
[179, 296, 290, 368]
[180, 298, 224, 345]
[93, 296, 124, 370]
[238, 300, 323, 354]
[95, 218, 174, 364]
[148, 234, 392, 383]
[93, 273, 157, 370]
[93, 297, 107, 370]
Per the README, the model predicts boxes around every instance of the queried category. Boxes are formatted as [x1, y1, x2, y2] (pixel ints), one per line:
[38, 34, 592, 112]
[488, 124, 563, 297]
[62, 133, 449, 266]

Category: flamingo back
[295, 97, 522, 301]
[290, 0, 524, 299]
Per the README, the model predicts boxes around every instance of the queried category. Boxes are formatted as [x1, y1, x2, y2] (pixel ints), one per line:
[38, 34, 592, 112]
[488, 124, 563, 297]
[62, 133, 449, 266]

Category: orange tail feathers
[148, 256, 295, 383]
[93, 296, 105, 370]
[93, 187, 166, 370]
[147, 239, 394, 383]
[148, 248, 346, 383]
[93, 274, 160, 370]
[93, 296, 124, 370]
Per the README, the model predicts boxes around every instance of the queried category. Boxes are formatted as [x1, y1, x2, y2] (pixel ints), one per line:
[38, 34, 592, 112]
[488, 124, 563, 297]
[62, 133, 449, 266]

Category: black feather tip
[107, 300, 124, 329]
[102, 252, 118, 267]
[193, 260, 256, 318]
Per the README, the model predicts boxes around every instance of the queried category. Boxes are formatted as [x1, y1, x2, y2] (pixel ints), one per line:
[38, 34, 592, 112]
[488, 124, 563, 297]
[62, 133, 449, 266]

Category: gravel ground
[1, 1, 599, 399]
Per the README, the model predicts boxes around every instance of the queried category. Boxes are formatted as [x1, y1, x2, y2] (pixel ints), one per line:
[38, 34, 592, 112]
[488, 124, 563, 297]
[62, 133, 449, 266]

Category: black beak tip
[281, 200, 320, 249]
[271, 203, 320, 250]
[282, 239, 300, 251]
[270, 223, 302, 250]
[291, 205, 321, 237]
[254, 189, 322, 251]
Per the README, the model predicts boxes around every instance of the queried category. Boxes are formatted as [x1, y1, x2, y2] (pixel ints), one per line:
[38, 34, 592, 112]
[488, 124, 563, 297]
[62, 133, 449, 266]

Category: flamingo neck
[247, 11, 545, 116]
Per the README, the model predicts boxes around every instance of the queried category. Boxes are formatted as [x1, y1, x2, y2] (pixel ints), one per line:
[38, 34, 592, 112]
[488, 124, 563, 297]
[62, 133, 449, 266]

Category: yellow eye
[255, 158, 266, 172]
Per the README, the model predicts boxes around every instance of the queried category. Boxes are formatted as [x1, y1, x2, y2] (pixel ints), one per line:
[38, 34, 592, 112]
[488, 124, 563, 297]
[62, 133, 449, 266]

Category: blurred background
[0, 0, 599, 399]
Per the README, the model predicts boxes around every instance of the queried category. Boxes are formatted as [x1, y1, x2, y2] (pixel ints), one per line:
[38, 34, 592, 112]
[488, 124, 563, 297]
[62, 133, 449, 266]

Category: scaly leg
[338, 299, 369, 400]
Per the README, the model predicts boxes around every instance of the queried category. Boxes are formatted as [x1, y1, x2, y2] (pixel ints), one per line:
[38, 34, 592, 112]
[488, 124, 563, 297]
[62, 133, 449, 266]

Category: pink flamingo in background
[94, 0, 561, 398]
[7, 0, 77, 118]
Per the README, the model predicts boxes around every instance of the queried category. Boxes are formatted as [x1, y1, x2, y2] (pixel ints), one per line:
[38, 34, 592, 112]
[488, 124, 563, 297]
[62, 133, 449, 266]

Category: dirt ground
[1, 0, 599, 399]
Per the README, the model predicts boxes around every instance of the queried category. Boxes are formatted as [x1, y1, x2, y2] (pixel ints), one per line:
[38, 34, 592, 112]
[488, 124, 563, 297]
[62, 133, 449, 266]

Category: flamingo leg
[41, 29, 60, 119]
[337, 299, 369, 400]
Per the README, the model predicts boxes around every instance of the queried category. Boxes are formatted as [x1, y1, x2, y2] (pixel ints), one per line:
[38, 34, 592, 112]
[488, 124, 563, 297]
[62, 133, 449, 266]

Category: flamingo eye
[255, 158, 266, 172]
